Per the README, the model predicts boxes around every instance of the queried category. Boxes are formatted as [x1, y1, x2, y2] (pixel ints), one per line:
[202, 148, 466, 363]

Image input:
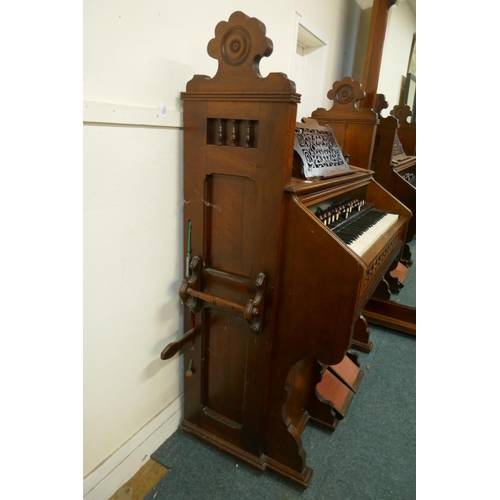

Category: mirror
[402, 33, 416, 122]
[351, 1, 416, 111]
[357, 0, 416, 329]
[307, 1, 416, 334]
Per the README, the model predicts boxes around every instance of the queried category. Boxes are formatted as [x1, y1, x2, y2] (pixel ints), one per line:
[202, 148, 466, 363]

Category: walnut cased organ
[160, 12, 411, 487]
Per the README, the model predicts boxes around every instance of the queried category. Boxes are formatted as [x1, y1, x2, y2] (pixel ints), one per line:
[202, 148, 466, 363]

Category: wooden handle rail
[182, 287, 247, 315]
[178, 258, 266, 333]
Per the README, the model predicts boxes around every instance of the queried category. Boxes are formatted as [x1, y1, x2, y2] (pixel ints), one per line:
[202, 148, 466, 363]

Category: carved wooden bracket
[178, 256, 266, 333]
[374, 93, 389, 116]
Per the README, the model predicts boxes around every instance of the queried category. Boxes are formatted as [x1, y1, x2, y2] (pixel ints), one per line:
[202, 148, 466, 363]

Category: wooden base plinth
[351, 315, 373, 352]
[351, 338, 373, 352]
[362, 298, 416, 336]
[181, 354, 364, 490]
[181, 420, 312, 488]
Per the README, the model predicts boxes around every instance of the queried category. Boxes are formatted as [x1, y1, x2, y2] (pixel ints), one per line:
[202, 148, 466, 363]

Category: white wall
[83, 1, 361, 498]
[292, 0, 362, 118]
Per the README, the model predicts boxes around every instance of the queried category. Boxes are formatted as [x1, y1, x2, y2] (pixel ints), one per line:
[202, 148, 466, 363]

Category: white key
[347, 213, 399, 256]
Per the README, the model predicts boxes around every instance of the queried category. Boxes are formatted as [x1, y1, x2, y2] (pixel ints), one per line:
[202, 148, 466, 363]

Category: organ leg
[346, 350, 361, 367]
[263, 359, 313, 487]
[385, 258, 404, 293]
[315, 358, 361, 418]
[401, 242, 413, 266]
[351, 314, 373, 352]
[371, 277, 391, 301]
[264, 352, 363, 487]
[306, 359, 342, 430]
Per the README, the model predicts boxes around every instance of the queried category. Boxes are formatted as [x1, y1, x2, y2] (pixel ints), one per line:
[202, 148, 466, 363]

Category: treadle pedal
[315, 369, 355, 418]
[328, 355, 364, 393]
[390, 262, 410, 285]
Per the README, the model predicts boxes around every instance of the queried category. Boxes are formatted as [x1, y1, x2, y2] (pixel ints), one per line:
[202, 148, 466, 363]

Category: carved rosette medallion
[207, 11, 273, 78]
[326, 77, 367, 110]
[335, 84, 355, 105]
[390, 104, 412, 124]
[221, 27, 252, 66]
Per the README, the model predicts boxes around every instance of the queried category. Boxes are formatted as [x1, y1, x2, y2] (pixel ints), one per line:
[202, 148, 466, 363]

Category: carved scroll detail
[208, 11, 273, 77]
[183, 11, 298, 97]
[311, 77, 377, 123]
[390, 104, 413, 124]
[374, 93, 389, 116]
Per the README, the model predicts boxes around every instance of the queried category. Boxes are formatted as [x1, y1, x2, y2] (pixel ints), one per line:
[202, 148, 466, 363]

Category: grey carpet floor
[147, 240, 416, 499]
[147, 324, 416, 499]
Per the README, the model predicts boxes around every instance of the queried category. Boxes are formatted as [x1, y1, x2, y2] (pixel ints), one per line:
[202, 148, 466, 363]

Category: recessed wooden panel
[205, 174, 256, 278]
[204, 310, 249, 425]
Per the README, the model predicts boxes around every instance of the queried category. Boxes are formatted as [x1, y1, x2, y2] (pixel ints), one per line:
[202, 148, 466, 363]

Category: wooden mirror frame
[361, 0, 397, 109]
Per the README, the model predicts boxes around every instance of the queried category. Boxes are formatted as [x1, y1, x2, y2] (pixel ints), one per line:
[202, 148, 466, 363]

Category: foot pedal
[390, 262, 410, 285]
[328, 355, 364, 393]
[316, 368, 354, 418]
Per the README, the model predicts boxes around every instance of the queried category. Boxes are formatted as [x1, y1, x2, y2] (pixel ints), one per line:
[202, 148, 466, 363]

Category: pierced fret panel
[392, 133, 406, 157]
[363, 233, 399, 287]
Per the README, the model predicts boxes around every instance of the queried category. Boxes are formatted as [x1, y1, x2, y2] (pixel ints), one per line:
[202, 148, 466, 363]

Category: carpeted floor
[147, 326, 415, 499]
[144, 242, 416, 499]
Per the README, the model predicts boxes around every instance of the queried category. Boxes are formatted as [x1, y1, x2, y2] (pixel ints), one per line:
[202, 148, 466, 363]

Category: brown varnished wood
[362, 299, 416, 336]
[360, 96, 416, 334]
[160, 326, 200, 360]
[308, 80, 413, 341]
[373, 94, 416, 249]
[350, 315, 373, 353]
[310, 82, 415, 255]
[291, 80, 416, 469]
[311, 77, 378, 169]
[166, 11, 412, 489]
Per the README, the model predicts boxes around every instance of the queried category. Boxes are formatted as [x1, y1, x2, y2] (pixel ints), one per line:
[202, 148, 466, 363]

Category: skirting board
[83, 395, 183, 500]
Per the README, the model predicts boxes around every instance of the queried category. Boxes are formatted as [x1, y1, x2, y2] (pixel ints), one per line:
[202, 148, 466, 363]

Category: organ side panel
[373, 95, 416, 245]
[179, 12, 300, 461]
